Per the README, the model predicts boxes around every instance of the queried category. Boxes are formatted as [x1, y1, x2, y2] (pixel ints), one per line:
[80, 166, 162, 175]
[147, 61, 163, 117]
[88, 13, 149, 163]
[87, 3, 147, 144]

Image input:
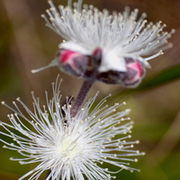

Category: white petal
[99, 51, 127, 72]
[59, 41, 91, 55]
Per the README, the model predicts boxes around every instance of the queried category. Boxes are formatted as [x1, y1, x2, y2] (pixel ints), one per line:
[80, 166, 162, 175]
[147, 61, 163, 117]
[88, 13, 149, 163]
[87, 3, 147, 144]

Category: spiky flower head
[0, 76, 144, 180]
[32, 0, 174, 88]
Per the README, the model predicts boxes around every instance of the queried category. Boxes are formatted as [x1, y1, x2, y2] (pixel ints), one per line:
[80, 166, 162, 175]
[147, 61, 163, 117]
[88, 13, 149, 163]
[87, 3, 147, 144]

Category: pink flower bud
[97, 58, 146, 88]
[57, 49, 89, 77]
[57, 48, 103, 80]
[57, 48, 146, 88]
[120, 58, 146, 87]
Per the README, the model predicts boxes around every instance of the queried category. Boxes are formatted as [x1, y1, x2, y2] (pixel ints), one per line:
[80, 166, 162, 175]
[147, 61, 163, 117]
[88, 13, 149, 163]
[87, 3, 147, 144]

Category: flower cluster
[0, 0, 174, 179]
[0, 76, 144, 180]
[32, 0, 174, 88]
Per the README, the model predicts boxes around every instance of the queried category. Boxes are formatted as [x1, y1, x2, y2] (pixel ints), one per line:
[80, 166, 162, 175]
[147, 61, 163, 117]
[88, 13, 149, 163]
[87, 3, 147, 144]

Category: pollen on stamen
[107, 174, 112, 179]
[125, 109, 131, 114]
[41, 14, 45, 18]
[108, 93, 112, 97]
[159, 50, 164, 55]
[10, 157, 14, 160]
[119, 145, 123, 149]
[134, 158, 138, 162]
[123, 102, 126, 105]
[1, 101, 5, 105]
[134, 151, 140, 155]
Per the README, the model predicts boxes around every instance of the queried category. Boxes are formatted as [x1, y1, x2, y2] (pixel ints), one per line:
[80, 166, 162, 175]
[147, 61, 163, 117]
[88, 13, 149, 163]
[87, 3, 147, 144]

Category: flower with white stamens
[0, 76, 144, 180]
[32, 0, 174, 88]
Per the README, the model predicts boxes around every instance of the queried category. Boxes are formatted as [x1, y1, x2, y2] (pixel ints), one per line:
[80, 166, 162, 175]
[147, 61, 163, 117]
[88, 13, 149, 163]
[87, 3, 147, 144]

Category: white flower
[45, 0, 174, 68]
[32, 0, 174, 87]
[0, 76, 144, 180]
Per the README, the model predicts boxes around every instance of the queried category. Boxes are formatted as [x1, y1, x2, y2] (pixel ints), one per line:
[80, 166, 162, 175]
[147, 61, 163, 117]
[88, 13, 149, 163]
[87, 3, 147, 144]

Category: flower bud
[57, 48, 146, 88]
[97, 58, 146, 88]
[57, 49, 89, 77]
[32, 47, 146, 88]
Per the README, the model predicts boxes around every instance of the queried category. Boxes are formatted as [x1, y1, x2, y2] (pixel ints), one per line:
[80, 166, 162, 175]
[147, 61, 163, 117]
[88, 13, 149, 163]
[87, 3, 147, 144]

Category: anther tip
[135, 158, 138, 162]
[171, 29, 176, 33]
[48, 0, 52, 4]
[1, 101, 5, 105]
[31, 69, 36, 74]
[126, 109, 131, 114]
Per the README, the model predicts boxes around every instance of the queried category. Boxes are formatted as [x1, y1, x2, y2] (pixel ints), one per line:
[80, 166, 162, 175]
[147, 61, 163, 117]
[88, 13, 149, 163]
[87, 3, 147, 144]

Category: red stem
[70, 80, 95, 118]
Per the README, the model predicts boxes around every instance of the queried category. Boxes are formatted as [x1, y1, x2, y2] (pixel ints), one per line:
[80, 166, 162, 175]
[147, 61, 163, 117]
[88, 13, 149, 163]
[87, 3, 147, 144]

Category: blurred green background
[0, 0, 180, 179]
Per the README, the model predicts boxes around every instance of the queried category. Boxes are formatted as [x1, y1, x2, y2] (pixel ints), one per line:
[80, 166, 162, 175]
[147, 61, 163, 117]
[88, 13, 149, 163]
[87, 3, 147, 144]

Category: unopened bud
[58, 49, 89, 77]
[97, 58, 146, 88]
